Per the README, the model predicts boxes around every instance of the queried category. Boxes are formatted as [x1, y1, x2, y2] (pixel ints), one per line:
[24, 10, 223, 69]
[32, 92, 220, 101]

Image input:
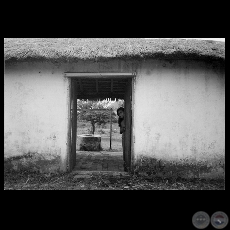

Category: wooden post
[66, 78, 72, 172]
[110, 108, 112, 150]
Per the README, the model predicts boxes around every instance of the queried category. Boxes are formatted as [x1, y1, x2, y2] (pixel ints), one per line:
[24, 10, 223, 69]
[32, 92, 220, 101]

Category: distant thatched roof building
[4, 38, 225, 62]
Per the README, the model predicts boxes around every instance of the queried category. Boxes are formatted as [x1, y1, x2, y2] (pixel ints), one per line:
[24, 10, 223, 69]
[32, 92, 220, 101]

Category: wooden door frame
[65, 72, 136, 172]
[130, 75, 136, 172]
[66, 78, 77, 171]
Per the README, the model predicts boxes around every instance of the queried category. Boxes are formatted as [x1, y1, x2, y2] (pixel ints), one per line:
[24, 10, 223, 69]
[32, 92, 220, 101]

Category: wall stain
[4, 152, 61, 173]
[133, 154, 224, 179]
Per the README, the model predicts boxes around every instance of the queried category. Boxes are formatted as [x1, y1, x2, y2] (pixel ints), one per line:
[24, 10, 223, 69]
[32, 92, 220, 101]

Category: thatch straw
[4, 38, 225, 62]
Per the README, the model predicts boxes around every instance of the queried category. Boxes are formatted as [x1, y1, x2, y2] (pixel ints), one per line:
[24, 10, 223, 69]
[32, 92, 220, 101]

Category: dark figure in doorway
[117, 107, 127, 171]
[117, 107, 125, 135]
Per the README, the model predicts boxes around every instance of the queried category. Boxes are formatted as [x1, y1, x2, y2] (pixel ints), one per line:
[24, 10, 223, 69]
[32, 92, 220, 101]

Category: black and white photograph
[4, 38, 225, 190]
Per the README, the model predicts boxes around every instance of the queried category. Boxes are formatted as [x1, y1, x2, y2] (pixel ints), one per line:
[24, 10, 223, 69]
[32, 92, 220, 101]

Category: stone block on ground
[78, 134, 102, 151]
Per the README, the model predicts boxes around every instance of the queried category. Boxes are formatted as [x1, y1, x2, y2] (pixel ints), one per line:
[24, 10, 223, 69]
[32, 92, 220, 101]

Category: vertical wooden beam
[110, 108, 112, 150]
[72, 80, 77, 169]
[68, 79, 74, 171]
[66, 78, 72, 172]
[124, 78, 132, 172]
[130, 76, 135, 171]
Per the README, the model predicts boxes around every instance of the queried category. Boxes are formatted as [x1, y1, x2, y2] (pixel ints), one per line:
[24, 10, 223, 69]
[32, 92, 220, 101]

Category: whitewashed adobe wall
[133, 60, 225, 178]
[4, 59, 225, 177]
[4, 62, 70, 171]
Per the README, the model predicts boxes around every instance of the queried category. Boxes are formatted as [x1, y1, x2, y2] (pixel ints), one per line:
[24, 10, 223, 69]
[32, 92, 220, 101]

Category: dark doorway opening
[66, 73, 134, 172]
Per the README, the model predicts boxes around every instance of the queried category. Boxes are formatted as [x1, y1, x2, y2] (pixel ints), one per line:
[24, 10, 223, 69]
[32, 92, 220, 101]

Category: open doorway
[66, 73, 134, 172]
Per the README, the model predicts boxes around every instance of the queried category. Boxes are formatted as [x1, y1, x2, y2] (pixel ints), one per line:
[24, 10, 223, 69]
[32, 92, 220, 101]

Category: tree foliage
[77, 100, 119, 134]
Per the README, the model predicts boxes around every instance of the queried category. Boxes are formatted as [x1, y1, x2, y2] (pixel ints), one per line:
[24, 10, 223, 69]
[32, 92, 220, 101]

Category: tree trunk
[91, 122, 95, 135]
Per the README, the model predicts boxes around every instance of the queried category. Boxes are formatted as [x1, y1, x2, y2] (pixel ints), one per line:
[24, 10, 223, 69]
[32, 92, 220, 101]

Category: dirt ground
[4, 122, 225, 190]
[5, 149, 224, 190]
[74, 151, 124, 171]
[4, 169, 224, 190]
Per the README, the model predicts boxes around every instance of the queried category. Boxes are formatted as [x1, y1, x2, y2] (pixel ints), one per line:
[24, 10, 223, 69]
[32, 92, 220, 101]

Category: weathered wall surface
[4, 59, 225, 178]
[133, 60, 225, 179]
[4, 62, 70, 172]
[4, 59, 134, 172]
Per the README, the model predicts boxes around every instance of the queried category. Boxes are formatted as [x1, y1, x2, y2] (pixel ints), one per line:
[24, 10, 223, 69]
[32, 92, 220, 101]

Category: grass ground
[4, 170, 224, 190]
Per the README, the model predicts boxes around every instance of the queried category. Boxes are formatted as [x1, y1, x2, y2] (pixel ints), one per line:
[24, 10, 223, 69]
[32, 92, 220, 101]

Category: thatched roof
[4, 38, 225, 62]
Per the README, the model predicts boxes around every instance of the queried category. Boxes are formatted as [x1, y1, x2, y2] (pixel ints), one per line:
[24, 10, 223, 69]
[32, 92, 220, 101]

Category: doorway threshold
[74, 150, 124, 172]
[70, 170, 129, 176]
